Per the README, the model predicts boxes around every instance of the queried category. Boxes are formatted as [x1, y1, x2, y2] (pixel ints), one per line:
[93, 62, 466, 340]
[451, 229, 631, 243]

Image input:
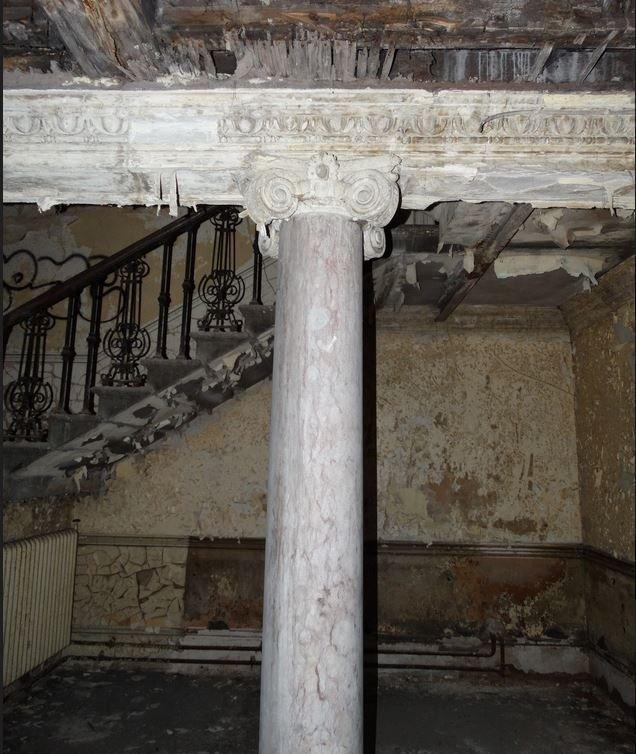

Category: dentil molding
[3, 86, 635, 211]
[241, 152, 400, 259]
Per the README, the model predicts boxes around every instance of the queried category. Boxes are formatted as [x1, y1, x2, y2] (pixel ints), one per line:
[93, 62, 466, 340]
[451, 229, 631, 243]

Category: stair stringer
[3, 329, 275, 503]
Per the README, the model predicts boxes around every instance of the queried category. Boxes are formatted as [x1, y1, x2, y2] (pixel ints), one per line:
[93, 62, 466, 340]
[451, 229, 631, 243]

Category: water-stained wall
[563, 257, 636, 674]
[565, 259, 635, 561]
[71, 310, 580, 542]
[3, 497, 73, 543]
[375, 311, 580, 544]
[69, 309, 584, 643]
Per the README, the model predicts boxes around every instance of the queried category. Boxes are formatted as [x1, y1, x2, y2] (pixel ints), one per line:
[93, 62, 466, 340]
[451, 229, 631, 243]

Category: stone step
[47, 412, 100, 447]
[91, 385, 154, 421]
[141, 357, 202, 392]
[239, 304, 276, 337]
[3, 326, 275, 503]
[191, 330, 250, 364]
[2, 441, 51, 474]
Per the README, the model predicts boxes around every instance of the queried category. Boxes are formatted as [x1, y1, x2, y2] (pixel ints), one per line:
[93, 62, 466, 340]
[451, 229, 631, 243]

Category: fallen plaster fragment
[494, 250, 613, 285]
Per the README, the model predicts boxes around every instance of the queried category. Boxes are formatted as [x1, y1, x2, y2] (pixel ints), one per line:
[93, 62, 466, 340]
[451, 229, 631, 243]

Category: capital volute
[240, 152, 401, 260]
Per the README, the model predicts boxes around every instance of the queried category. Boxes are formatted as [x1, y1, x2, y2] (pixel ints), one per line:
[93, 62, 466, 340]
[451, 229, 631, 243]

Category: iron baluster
[3, 325, 13, 360]
[82, 280, 104, 414]
[197, 207, 245, 332]
[101, 258, 151, 386]
[250, 231, 263, 306]
[2, 207, 228, 432]
[177, 225, 199, 359]
[155, 240, 174, 359]
[56, 293, 81, 413]
[3, 311, 55, 441]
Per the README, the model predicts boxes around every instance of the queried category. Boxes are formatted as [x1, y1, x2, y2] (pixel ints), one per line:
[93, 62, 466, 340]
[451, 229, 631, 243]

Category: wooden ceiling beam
[157, 0, 635, 49]
[38, 0, 173, 79]
[435, 203, 534, 322]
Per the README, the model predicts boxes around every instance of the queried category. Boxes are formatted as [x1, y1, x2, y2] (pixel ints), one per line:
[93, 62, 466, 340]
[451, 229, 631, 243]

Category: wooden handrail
[3, 205, 222, 334]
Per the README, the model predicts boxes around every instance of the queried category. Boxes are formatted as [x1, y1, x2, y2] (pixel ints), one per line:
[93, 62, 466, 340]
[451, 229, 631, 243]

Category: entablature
[3, 86, 635, 212]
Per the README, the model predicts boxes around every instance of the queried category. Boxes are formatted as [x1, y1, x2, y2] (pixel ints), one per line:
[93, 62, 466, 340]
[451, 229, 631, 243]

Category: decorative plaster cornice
[3, 87, 635, 211]
[241, 152, 400, 259]
[219, 106, 635, 147]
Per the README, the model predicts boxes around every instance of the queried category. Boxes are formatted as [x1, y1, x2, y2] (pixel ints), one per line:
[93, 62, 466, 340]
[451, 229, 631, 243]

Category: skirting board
[67, 628, 628, 701]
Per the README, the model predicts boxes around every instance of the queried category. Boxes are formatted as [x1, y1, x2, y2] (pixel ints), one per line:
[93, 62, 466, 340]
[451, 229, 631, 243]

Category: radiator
[3, 529, 78, 687]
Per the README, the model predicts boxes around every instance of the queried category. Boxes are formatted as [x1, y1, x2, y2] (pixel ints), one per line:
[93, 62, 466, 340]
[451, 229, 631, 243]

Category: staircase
[2, 207, 275, 503]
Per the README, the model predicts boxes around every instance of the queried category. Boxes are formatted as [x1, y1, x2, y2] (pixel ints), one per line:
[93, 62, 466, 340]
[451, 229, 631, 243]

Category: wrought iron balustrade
[197, 207, 246, 332]
[2, 206, 263, 442]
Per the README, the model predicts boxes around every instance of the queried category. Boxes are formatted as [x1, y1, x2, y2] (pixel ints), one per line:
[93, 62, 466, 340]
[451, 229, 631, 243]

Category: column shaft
[260, 213, 364, 753]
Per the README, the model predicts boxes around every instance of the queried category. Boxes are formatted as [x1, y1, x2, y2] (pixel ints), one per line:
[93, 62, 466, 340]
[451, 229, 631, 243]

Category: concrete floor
[3, 664, 634, 753]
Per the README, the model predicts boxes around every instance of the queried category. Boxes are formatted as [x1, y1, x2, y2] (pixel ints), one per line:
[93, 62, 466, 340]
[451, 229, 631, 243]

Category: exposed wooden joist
[38, 0, 216, 79]
[578, 30, 619, 83]
[527, 42, 555, 80]
[158, 0, 634, 49]
[435, 203, 534, 322]
[38, 0, 162, 78]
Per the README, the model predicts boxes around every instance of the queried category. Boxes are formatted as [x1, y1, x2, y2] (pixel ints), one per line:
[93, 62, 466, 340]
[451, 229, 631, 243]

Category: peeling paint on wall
[563, 257, 636, 672]
[71, 322, 581, 546]
[72, 379, 272, 538]
[375, 327, 581, 543]
[566, 264, 635, 561]
[2, 497, 73, 543]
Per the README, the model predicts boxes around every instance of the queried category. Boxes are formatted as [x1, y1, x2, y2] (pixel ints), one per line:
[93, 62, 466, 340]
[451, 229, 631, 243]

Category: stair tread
[3, 327, 275, 501]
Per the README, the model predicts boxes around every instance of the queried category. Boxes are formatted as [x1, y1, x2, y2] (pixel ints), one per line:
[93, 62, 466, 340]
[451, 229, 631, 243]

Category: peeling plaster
[71, 323, 581, 545]
[494, 250, 615, 285]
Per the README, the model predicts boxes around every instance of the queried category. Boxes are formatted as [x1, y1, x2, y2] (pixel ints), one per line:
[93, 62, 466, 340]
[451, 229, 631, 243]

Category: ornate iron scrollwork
[101, 258, 151, 387]
[197, 207, 246, 332]
[3, 311, 55, 441]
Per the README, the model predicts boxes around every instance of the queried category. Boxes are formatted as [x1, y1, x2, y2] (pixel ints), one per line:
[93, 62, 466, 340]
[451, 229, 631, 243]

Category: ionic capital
[241, 152, 400, 260]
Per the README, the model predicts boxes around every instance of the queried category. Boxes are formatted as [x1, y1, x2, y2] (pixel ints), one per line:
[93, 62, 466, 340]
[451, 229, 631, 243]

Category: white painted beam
[3, 86, 634, 211]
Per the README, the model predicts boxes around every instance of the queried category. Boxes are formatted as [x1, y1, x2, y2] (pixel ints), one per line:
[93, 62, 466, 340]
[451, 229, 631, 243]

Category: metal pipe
[67, 634, 506, 674]
[374, 633, 498, 659]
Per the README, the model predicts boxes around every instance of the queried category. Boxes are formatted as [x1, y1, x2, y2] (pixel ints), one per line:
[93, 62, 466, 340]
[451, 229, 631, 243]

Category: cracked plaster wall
[74, 545, 187, 630]
[71, 325, 581, 543]
[69, 321, 583, 635]
[564, 259, 635, 671]
[569, 291, 635, 561]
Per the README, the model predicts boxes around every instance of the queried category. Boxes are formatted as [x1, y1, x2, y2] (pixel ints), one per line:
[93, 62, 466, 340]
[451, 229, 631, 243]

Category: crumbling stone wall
[74, 545, 187, 629]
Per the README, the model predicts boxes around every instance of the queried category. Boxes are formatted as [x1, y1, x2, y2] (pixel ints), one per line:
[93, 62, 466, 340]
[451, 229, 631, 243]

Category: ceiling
[380, 204, 635, 314]
[3, 1, 635, 87]
[3, 3, 634, 314]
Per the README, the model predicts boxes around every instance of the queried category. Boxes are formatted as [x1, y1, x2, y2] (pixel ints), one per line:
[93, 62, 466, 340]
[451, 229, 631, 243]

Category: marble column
[243, 153, 400, 754]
